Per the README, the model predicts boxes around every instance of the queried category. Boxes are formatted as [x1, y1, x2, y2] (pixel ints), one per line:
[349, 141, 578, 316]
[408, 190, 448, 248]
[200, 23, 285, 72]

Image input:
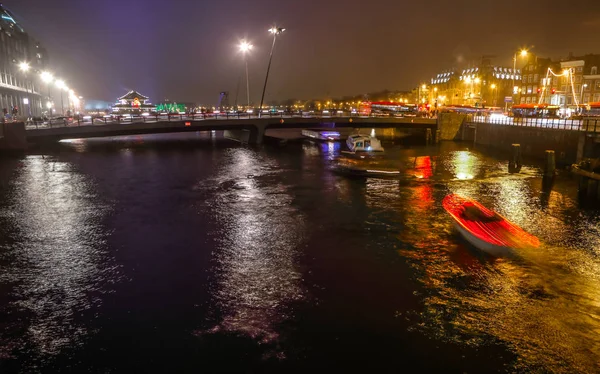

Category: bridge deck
[25, 115, 438, 143]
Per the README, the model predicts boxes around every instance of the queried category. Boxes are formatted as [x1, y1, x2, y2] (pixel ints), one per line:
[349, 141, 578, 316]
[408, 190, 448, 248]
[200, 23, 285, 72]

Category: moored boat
[442, 194, 539, 256]
[346, 134, 384, 153]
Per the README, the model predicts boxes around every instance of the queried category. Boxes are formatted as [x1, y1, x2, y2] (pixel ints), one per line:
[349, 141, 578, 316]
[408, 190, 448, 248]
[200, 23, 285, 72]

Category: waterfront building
[518, 56, 557, 105]
[0, 4, 49, 117]
[544, 54, 600, 109]
[112, 90, 155, 114]
[429, 57, 520, 108]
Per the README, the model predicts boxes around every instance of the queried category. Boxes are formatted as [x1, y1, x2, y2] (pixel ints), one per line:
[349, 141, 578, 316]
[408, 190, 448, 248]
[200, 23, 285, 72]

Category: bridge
[21, 113, 438, 145]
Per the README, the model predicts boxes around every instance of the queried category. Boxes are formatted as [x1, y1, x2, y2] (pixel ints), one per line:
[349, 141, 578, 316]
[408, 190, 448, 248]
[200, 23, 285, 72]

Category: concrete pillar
[544, 150, 556, 178]
[509, 144, 522, 172]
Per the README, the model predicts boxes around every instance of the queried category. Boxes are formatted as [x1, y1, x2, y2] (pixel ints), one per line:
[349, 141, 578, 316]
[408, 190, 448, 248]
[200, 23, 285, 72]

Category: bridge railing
[25, 112, 435, 130]
[469, 115, 600, 132]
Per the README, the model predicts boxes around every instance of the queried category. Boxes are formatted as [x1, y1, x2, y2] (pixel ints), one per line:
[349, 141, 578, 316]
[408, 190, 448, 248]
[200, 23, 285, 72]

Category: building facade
[429, 57, 520, 108]
[518, 57, 557, 105]
[0, 4, 49, 117]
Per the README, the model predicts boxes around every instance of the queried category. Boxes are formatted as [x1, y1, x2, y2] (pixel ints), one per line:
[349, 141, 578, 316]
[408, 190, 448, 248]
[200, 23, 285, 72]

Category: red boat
[443, 194, 540, 256]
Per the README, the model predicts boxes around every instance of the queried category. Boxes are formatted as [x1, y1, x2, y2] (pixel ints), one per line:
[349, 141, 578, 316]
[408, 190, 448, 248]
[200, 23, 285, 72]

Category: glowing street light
[40, 71, 53, 83]
[19, 61, 30, 72]
[512, 48, 531, 96]
[18, 62, 32, 117]
[259, 26, 286, 117]
[54, 79, 67, 115]
[238, 40, 253, 108]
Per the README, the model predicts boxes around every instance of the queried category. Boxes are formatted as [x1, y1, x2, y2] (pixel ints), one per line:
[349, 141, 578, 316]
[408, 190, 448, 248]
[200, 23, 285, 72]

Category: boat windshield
[460, 203, 501, 222]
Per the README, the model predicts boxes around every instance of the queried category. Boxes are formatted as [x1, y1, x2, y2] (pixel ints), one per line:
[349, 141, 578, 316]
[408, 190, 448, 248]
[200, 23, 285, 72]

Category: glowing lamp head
[474, 77, 481, 84]
[520, 49, 528, 57]
[40, 71, 53, 83]
[491, 84, 497, 89]
[239, 41, 253, 53]
[55, 79, 66, 90]
[268, 27, 285, 35]
[421, 84, 427, 90]
[19, 61, 30, 72]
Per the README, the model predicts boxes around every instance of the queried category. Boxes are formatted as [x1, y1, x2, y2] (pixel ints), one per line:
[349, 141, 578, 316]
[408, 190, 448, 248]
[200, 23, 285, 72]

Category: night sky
[6, 0, 600, 105]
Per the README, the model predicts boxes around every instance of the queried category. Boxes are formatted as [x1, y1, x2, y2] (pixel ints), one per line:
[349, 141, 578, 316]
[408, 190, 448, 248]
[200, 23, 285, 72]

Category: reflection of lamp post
[239, 41, 253, 109]
[18, 61, 31, 117]
[259, 26, 285, 117]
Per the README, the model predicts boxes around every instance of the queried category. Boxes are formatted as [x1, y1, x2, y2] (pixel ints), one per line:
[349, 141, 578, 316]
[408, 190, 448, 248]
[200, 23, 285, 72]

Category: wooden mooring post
[544, 150, 556, 178]
[508, 144, 522, 173]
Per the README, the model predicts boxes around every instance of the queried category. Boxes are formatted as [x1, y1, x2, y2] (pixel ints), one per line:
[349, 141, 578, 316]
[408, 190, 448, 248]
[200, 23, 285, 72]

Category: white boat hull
[452, 222, 513, 257]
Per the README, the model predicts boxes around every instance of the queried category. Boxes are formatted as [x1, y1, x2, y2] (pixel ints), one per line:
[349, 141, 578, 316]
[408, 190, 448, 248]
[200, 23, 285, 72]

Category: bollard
[435, 129, 441, 144]
[425, 128, 432, 145]
[509, 144, 522, 172]
[544, 150, 556, 178]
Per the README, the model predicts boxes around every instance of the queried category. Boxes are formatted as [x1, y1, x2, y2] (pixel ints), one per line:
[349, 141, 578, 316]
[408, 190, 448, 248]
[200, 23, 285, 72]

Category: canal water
[0, 132, 599, 373]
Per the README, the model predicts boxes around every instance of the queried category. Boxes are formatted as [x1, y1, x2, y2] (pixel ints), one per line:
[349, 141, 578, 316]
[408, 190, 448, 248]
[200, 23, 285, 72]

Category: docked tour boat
[442, 194, 539, 256]
[346, 134, 384, 153]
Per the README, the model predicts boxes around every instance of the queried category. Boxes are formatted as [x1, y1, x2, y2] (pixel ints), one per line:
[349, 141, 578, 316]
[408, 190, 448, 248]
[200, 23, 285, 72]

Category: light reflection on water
[396, 147, 600, 373]
[0, 155, 114, 358]
[196, 148, 306, 346]
[2, 136, 600, 372]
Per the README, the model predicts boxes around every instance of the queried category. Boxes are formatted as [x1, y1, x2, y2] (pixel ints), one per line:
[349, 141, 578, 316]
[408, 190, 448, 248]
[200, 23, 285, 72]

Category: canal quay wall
[0, 122, 27, 151]
[436, 113, 594, 165]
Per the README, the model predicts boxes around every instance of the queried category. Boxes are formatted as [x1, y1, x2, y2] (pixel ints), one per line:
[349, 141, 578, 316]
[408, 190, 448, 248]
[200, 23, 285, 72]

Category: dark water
[1, 132, 600, 373]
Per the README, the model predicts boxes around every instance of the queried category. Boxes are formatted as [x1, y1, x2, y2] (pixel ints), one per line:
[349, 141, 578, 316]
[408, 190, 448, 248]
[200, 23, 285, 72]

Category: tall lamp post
[239, 41, 253, 109]
[580, 83, 588, 108]
[259, 26, 285, 117]
[512, 49, 529, 106]
[55, 79, 66, 115]
[40, 71, 54, 116]
[18, 61, 31, 118]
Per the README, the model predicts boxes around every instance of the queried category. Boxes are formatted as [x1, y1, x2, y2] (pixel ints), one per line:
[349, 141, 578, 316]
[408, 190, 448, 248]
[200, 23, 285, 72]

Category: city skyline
[6, 0, 600, 105]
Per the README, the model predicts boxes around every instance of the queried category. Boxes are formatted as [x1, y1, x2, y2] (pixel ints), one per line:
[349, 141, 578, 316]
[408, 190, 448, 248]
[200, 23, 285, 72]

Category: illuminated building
[112, 90, 155, 114]
[518, 57, 557, 105]
[556, 54, 600, 107]
[429, 57, 520, 108]
[0, 4, 49, 116]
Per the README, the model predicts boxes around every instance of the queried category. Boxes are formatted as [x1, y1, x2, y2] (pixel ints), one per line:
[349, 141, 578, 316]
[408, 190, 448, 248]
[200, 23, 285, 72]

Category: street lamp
[19, 61, 31, 117]
[259, 26, 285, 117]
[491, 83, 497, 106]
[512, 48, 529, 98]
[580, 83, 588, 108]
[40, 71, 54, 115]
[55, 79, 66, 115]
[239, 40, 253, 109]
